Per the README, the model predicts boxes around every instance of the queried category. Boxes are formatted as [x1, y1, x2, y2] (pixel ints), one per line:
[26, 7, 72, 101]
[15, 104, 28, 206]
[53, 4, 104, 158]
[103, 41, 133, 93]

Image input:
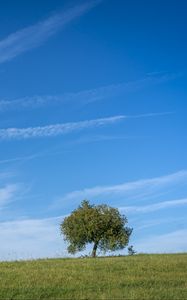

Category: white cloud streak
[0, 115, 124, 140]
[0, 73, 179, 111]
[0, 1, 101, 64]
[0, 184, 19, 209]
[0, 112, 173, 140]
[0, 156, 32, 164]
[134, 217, 186, 231]
[56, 170, 187, 206]
[120, 198, 187, 214]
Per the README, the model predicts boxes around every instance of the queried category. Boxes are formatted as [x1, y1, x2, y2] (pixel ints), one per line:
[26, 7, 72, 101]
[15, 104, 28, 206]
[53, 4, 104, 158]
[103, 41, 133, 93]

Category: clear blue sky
[0, 0, 187, 260]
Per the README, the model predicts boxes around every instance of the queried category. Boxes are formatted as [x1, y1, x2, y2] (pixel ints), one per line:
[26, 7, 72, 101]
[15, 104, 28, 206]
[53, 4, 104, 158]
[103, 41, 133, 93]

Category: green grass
[0, 254, 187, 299]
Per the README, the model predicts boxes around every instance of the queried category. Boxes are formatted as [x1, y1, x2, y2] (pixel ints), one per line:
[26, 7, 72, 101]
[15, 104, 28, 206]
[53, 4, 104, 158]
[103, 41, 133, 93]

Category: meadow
[0, 253, 186, 299]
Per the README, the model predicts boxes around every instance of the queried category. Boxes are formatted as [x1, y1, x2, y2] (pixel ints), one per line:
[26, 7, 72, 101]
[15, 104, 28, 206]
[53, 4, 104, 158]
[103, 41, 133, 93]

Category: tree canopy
[60, 200, 132, 257]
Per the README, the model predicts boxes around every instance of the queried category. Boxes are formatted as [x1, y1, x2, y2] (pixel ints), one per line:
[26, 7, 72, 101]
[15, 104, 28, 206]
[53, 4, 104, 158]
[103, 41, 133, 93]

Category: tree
[128, 245, 136, 255]
[60, 200, 132, 257]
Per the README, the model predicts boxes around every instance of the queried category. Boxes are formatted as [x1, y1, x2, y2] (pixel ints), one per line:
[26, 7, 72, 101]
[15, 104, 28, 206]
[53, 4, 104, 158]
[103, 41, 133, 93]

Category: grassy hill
[0, 253, 187, 299]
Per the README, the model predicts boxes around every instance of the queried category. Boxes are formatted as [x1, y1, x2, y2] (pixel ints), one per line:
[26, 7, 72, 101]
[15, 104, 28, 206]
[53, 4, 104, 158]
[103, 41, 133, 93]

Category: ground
[0, 253, 187, 299]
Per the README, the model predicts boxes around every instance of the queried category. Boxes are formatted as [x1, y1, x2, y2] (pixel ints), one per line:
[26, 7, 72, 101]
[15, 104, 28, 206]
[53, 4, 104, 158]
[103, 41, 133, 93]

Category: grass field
[0, 254, 187, 299]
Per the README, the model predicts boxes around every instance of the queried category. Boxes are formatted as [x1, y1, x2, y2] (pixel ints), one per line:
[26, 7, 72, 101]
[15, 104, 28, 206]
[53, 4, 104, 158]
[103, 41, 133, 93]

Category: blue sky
[0, 0, 187, 260]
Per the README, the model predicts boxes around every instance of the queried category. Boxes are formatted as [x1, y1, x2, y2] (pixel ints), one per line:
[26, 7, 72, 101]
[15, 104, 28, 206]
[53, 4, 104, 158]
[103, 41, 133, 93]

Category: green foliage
[128, 245, 136, 255]
[0, 254, 187, 299]
[60, 200, 132, 257]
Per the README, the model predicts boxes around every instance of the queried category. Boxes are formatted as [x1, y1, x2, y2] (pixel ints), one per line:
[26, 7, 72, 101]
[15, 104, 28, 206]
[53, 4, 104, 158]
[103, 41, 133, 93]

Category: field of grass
[0, 253, 187, 299]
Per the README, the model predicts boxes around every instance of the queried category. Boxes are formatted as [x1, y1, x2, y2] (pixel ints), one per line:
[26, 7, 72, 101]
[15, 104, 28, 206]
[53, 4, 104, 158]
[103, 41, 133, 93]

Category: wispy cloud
[55, 170, 187, 207]
[0, 73, 179, 111]
[135, 229, 187, 253]
[126, 112, 173, 119]
[0, 112, 173, 140]
[0, 216, 66, 261]
[120, 198, 187, 214]
[67, 134, 145, 146]
[0, 95, 60, 111]
[0, 1, 101, 64]
[134, 216, 187, 231]
[0, 154, 42, 164]
[0, 115, 124, 140]
[0, 184, 19, 209]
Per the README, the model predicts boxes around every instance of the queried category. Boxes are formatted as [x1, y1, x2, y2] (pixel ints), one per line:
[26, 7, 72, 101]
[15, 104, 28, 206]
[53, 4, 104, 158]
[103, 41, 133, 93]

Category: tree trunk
[92, 241, 98, 258]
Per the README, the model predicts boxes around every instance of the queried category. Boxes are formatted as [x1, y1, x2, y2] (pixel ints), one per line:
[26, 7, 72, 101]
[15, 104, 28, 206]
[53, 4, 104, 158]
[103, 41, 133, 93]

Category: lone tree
[60, 200, 132, 257]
